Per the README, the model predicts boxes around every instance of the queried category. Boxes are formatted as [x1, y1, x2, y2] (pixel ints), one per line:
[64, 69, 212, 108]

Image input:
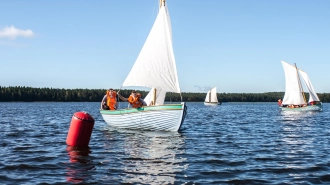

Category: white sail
[298, 69, 320, 102]
[205, 87, 218, 103]
[122, 4, 180, 93]
[205, 90, 210, 102]
[144, 88, 167, 105]
[281, 61, 306, 105]
[210, 87, 218, 102]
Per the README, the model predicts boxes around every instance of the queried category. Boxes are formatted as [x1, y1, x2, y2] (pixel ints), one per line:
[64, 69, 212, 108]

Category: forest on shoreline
[1, 86, 330, 103]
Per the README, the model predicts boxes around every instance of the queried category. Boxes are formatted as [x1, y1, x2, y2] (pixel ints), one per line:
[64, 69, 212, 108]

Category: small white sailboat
[279, 61, 322, 111]
[204, 87, 221, 105]
[100, 0, 187, 131]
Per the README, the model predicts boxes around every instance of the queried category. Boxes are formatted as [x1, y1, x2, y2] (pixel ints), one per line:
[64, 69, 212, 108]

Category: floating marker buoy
[66, 111, 95, 147]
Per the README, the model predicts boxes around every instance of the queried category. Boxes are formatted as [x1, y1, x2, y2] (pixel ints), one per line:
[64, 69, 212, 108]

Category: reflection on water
[279, 111, 319, 174]
[66, 146, 95, 183]
[104, 129, 187, 184]
[280, 110, 319, 121]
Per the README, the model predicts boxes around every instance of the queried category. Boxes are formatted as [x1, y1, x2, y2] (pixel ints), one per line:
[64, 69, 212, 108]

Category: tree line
[1, 86, 330, 102]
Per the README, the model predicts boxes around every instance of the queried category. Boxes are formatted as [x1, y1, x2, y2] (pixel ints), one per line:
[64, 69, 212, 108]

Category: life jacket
[128, 93, 143, 108]
[106, 90, 117, 110]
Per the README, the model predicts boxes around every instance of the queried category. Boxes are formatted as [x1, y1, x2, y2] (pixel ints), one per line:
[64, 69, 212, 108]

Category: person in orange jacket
[118, 90, 147, 108]
[100, 88, 118, 110]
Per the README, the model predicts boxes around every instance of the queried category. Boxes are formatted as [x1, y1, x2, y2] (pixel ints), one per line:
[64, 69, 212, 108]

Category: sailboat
[279, 61, 322, 111]
[100, 0, 187, 131]
[204, 87, 221, 105]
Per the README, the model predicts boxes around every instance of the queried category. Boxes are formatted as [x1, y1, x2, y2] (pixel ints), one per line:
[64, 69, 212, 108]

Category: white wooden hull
[279, 104, 322, 112]
[204, 102, 220, 106]
[100, 103, 187, 132]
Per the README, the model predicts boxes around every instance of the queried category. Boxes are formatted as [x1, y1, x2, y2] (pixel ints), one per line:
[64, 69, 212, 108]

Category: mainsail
[281, 61, 306, 105]
[122, 3, 180, 94]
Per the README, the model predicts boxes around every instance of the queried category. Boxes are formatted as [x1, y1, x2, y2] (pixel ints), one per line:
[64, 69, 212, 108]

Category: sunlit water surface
[1, 102, 330, 184]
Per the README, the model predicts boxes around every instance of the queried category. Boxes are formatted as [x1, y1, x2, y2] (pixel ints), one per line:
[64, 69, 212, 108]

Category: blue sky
[0, 0, 329, 93]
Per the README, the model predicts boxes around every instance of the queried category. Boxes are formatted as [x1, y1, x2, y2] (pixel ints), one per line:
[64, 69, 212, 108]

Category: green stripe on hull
[100, 104, 184, 115]
[280, 104, 322, 111]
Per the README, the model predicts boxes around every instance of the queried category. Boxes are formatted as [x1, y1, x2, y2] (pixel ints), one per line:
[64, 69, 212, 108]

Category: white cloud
[0, 26, 34, 39]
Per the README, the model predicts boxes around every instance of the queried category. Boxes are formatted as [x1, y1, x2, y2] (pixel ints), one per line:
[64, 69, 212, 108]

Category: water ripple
[0, 102, 330, 184]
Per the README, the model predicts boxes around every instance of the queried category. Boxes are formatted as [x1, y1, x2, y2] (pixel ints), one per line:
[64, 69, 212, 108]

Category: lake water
[1, 102, 330, 184]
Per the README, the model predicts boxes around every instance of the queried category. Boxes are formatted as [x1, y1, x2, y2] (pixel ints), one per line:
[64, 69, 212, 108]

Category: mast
[294, 63, 307, 104]
[209, 92, 211, 103]
[160, 0, 165, 7]
[152, 88, 156, 105]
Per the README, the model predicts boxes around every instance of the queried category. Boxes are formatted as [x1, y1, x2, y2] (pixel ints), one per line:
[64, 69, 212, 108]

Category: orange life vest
[128, 94, 143, 108]
[106, 91, 117, 110]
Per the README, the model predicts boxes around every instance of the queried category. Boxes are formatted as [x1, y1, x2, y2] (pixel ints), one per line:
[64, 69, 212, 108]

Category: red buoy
[66, 111, 95, 147]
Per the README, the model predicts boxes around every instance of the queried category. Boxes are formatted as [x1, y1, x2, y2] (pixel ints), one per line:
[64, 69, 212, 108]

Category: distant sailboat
[204, 87, 221, 105]
[100, 0, 187, 131]
[279, 61, 322, 111]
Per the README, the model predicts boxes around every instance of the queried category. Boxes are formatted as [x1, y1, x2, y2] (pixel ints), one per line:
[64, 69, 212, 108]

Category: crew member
[118, 90, 147, 108]
[100, 88, 118, 110]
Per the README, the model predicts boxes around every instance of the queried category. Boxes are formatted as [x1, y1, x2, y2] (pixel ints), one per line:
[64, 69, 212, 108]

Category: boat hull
[279, 104, 322, 111]
[100, 102, 187, 132]
[204, 102, 220, 106]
